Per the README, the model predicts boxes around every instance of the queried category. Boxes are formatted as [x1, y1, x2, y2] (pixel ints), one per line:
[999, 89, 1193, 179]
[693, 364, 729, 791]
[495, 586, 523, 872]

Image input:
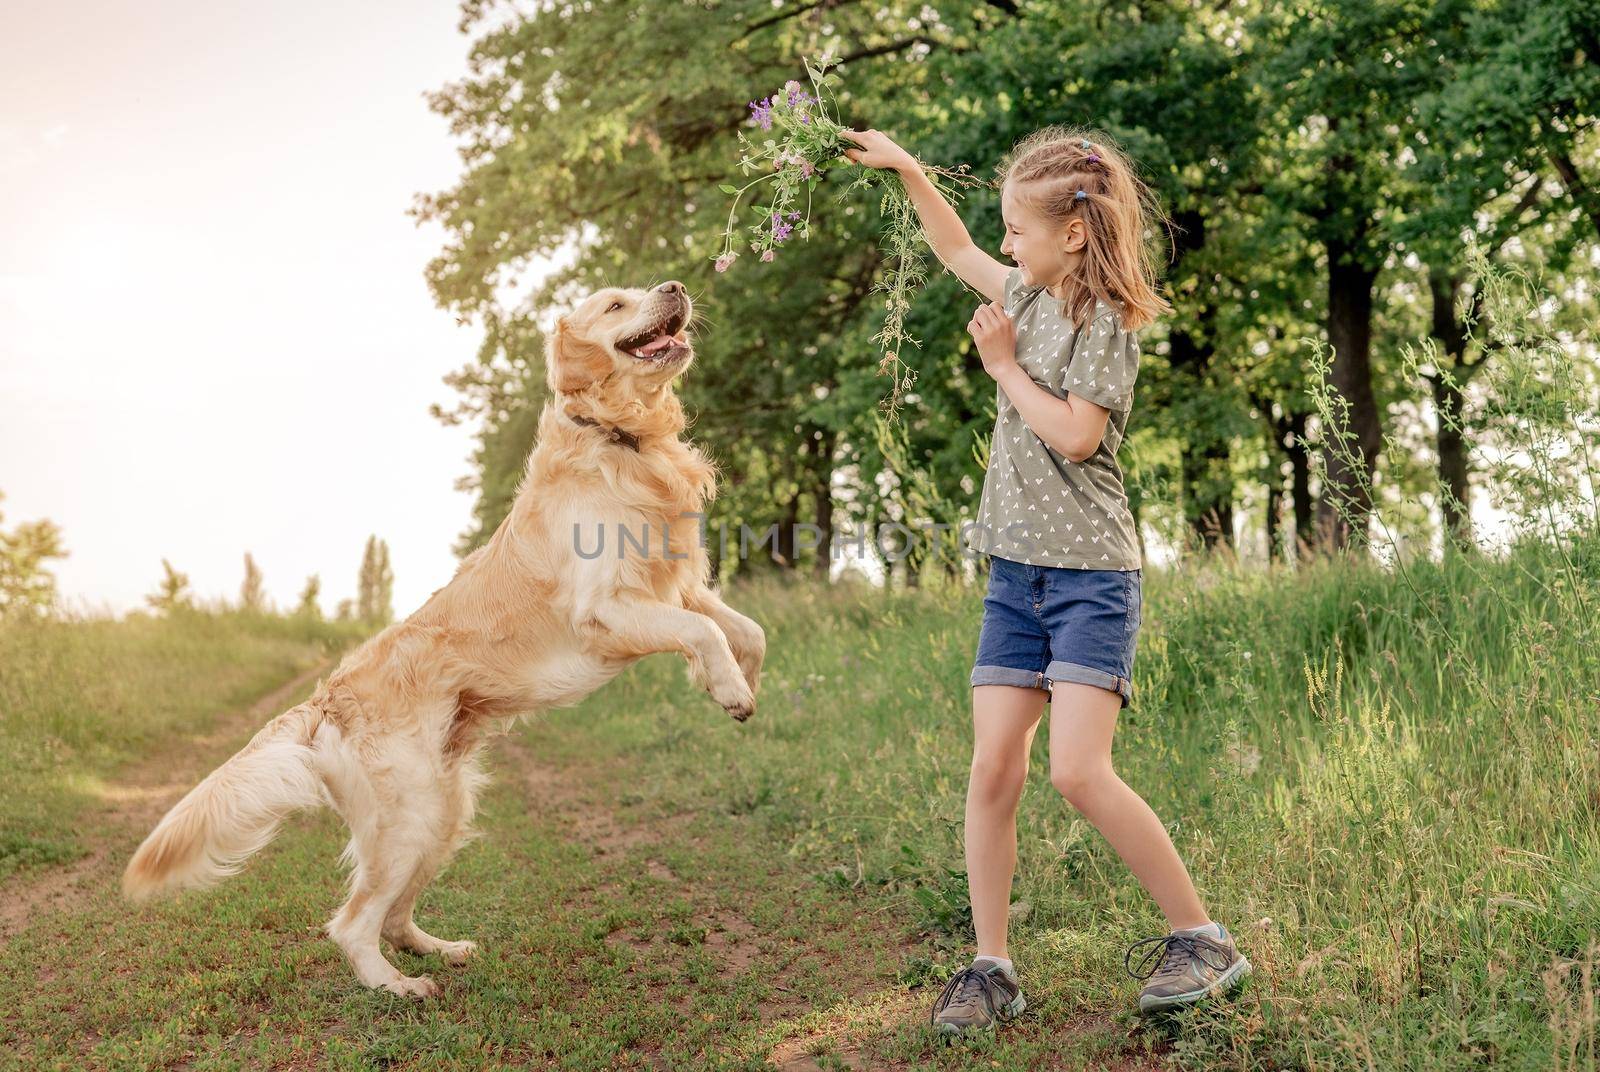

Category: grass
[0, 530, 1596, 1069]
[0, 608, 365, 881]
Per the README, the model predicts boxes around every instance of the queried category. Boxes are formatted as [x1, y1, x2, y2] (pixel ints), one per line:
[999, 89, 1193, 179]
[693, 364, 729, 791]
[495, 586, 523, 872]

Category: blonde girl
[840, 125, 1250, 1033]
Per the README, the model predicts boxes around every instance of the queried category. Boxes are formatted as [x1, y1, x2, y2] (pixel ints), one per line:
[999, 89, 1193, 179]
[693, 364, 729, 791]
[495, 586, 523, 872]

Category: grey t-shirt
[963, 267, 1143, 570]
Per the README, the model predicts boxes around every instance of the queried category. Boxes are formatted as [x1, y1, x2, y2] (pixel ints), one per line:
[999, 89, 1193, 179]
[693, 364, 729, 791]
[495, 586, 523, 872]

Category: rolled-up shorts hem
[1046, 659, 1132, 709]
[970, 664, 1046, 690]
[970, 661, 1133, 708]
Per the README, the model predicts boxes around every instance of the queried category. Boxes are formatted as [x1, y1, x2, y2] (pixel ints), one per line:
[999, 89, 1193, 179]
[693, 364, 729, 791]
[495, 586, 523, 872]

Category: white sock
[1174, 921, 1227, 941]
[972, 954, 1016, 981]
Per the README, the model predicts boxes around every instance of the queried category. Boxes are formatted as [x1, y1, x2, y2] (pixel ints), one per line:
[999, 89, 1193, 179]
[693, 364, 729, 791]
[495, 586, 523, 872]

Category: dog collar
[566, 412, 641, 452]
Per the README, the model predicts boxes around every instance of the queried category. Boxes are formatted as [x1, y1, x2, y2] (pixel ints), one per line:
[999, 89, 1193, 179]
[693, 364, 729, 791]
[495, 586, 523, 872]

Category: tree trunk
[1433, 375, 1470, 543]
[1265, 475, 1280, 563]
[775, 488, 801, 570]
[1427, 270, 1473, 546]
[1316, 242, 1382, 552]
[1286, 410, 1314, 561]
[1181, 439, 1234, 549]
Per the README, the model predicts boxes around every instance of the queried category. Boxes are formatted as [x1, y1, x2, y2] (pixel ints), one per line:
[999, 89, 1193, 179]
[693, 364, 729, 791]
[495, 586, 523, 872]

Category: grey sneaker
[929, 962, 1027, 1035]
[1125, 923, 1252, 1013]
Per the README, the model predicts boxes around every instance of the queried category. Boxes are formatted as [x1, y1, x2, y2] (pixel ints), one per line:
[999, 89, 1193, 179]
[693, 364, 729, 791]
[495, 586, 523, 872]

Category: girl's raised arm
[839, 129, 1009, 304]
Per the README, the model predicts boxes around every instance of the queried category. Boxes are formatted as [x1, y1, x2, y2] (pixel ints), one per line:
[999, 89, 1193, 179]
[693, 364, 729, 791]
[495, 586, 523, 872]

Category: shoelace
[930, 966, 1018, 1025]
[1124, 933, 1234, 982]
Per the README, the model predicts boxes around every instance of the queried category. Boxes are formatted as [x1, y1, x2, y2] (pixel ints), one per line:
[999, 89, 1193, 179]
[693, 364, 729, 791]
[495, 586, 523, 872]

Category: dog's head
[546, 281, 696, 396]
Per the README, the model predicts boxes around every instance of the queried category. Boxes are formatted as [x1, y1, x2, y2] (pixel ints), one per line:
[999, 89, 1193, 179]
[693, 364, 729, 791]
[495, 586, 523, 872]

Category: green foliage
[239, 552, 266, 613]
[717, 57, 989, 416]
[419, 0, 1599, 572]
[145, 558, 193, 615]
[295, 573, 322, 620]
[356, 535, 394, 626]
[0, 491, 66, 617]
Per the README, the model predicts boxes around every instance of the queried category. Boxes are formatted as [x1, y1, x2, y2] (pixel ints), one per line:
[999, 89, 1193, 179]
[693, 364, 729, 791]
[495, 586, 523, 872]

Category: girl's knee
[969, 753, 1027, 804]
[1050, 760, 1113, 806]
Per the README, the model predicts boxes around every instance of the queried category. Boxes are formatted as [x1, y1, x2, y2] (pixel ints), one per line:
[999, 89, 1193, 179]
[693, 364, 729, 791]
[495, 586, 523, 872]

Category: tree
[239, 552, 266, 613]
[0, 491, 67, 616]
[296, 574, 322, 619]
[420, 0, 1600, 572]
[356, 536, 394, 626]
[147, 559, 193, 614]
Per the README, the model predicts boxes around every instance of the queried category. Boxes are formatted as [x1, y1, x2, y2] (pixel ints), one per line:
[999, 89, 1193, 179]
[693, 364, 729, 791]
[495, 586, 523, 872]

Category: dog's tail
[122, 701, 327, 900]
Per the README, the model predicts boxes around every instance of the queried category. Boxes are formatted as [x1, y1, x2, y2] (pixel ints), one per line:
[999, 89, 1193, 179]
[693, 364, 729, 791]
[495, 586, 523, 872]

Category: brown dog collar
[566, 411, 641, 452]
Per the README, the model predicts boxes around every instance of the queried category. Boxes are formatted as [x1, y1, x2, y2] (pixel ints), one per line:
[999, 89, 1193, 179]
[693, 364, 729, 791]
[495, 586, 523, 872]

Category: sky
[0, 1, 552, 617]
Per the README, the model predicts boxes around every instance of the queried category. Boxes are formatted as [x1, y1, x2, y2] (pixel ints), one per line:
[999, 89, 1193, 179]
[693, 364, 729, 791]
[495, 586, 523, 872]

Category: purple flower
[784, 80, 807, 107]
[761, 249, 775, 262]
[748, 96, 774, 131]
[787, 211, 800, 220]
[772, 219, 794, 242]
[714, 252, 736, 272]
[800, 159, 815, 178]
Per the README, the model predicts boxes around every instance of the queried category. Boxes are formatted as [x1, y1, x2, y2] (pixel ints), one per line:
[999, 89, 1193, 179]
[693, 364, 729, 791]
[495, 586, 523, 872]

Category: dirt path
[498, 729, 930, 1070]
[0, 667, 1168, 1069]
[496, 730, 1166, 1071]
[0, 660, 330, 943]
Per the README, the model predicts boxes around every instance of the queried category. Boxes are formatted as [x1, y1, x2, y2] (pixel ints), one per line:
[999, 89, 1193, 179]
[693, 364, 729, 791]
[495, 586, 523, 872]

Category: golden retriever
[122, 280, 765, 996]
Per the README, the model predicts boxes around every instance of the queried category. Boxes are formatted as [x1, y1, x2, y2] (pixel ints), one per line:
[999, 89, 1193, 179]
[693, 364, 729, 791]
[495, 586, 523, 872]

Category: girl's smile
[998, 180, 1087, 301]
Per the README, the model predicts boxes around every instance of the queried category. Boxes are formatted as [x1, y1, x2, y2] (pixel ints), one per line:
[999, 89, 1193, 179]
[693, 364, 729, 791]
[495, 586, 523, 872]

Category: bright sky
[0, 1, 538, 617]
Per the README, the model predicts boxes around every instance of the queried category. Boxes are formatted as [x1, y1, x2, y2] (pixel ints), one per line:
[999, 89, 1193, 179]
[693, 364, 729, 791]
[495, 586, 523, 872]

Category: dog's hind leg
[380, 765, 482, 966]
[323, 796, 441, 998]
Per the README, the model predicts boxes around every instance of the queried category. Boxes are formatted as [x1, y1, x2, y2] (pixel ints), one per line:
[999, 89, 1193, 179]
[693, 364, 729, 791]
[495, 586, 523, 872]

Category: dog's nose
[657, 281, 685, 295]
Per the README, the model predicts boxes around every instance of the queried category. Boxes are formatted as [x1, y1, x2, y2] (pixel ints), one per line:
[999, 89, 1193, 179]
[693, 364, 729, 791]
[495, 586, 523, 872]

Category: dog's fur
[122, 281, 764, 997]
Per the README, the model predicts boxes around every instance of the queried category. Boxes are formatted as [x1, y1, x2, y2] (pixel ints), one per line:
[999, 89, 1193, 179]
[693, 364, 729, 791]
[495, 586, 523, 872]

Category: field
[1, 535, 1596, 1070]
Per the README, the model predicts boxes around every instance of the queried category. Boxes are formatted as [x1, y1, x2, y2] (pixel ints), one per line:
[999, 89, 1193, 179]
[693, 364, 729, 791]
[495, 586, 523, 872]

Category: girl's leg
[1046, 681, 1209, 930]
[967, 683, 1047, 959]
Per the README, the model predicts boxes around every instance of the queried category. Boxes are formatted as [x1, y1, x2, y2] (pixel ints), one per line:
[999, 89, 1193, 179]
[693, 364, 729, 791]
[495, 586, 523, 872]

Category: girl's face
[999, 180, 1086, 297]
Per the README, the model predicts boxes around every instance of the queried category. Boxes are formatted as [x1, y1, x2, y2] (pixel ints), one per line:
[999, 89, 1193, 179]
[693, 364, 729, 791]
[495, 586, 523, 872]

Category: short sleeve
[1002, 266, 1036, 318]
[1062, 312, 1139, 412]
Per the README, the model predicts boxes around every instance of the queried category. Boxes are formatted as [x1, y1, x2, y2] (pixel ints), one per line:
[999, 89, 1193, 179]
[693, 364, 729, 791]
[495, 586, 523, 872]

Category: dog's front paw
[711, 675, 756, 722]
[381, 974, 440, 999]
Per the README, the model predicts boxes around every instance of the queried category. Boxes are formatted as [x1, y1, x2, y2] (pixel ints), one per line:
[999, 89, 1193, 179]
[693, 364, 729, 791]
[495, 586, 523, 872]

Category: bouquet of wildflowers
[714, 57, 984, 416]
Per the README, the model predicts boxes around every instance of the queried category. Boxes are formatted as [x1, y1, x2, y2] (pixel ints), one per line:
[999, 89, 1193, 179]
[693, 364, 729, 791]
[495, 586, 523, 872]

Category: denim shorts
[970, 554, 1142, 708]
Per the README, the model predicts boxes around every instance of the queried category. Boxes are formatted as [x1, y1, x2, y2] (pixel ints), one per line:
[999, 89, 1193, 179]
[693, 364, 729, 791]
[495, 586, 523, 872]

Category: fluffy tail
[122, 701, 328, 900]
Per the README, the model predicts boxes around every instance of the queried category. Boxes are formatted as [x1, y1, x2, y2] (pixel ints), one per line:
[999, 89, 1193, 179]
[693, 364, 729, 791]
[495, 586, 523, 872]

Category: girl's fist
[838, 129, 919, 173]
[967, 300, 1018, 380]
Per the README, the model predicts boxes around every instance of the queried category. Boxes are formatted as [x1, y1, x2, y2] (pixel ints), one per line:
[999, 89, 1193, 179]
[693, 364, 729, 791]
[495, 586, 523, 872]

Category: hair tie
[1087, 152, 1101, 164]
[1075, 188, 1088, 201]
[1079, 139, 1092, 149]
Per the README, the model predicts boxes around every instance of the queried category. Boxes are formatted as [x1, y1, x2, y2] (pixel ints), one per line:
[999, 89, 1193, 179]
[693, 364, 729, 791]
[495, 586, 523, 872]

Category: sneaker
[929, 961, 1027, 1035]
[1125, 923, 1252, 1014]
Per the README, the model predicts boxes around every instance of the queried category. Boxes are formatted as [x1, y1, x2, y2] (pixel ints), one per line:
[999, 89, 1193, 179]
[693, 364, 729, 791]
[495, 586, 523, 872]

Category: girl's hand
[838, 129, 920, 173]
[968, 300, 1018, 380]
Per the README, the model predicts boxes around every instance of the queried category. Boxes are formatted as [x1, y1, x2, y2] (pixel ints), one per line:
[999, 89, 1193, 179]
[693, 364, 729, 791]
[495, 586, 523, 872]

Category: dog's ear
[546, 316, 615, 394]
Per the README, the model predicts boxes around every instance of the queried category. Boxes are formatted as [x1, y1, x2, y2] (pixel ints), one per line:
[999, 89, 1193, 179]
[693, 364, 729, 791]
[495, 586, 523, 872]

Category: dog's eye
[606, 301, 624, 313]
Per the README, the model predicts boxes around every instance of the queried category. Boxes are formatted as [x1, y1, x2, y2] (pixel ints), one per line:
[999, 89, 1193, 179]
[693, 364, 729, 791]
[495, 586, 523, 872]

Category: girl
[838, 125, 1250, 1033]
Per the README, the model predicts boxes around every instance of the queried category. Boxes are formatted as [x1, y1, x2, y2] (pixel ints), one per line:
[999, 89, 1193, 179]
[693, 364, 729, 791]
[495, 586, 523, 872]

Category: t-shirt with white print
[963, 266, 1142, 570]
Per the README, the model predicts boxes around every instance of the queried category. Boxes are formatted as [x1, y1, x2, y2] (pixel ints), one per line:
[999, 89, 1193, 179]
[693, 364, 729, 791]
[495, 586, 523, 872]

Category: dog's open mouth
[617, 309, 691, 362]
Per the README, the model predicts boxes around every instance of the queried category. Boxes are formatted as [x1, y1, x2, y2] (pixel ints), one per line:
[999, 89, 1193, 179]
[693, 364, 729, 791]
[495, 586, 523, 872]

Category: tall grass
[529, 523, 1597, 1067]
[0, 609, 364, 880]
[526, 239, 1599, 1067]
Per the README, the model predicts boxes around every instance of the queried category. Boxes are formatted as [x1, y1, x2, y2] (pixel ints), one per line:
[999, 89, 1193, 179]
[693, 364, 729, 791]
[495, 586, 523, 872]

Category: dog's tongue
[637, 334, 675, 356]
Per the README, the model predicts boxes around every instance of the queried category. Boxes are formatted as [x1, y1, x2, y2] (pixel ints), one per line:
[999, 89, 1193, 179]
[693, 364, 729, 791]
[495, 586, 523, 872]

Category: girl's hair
[994, 125, 1174, 332]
